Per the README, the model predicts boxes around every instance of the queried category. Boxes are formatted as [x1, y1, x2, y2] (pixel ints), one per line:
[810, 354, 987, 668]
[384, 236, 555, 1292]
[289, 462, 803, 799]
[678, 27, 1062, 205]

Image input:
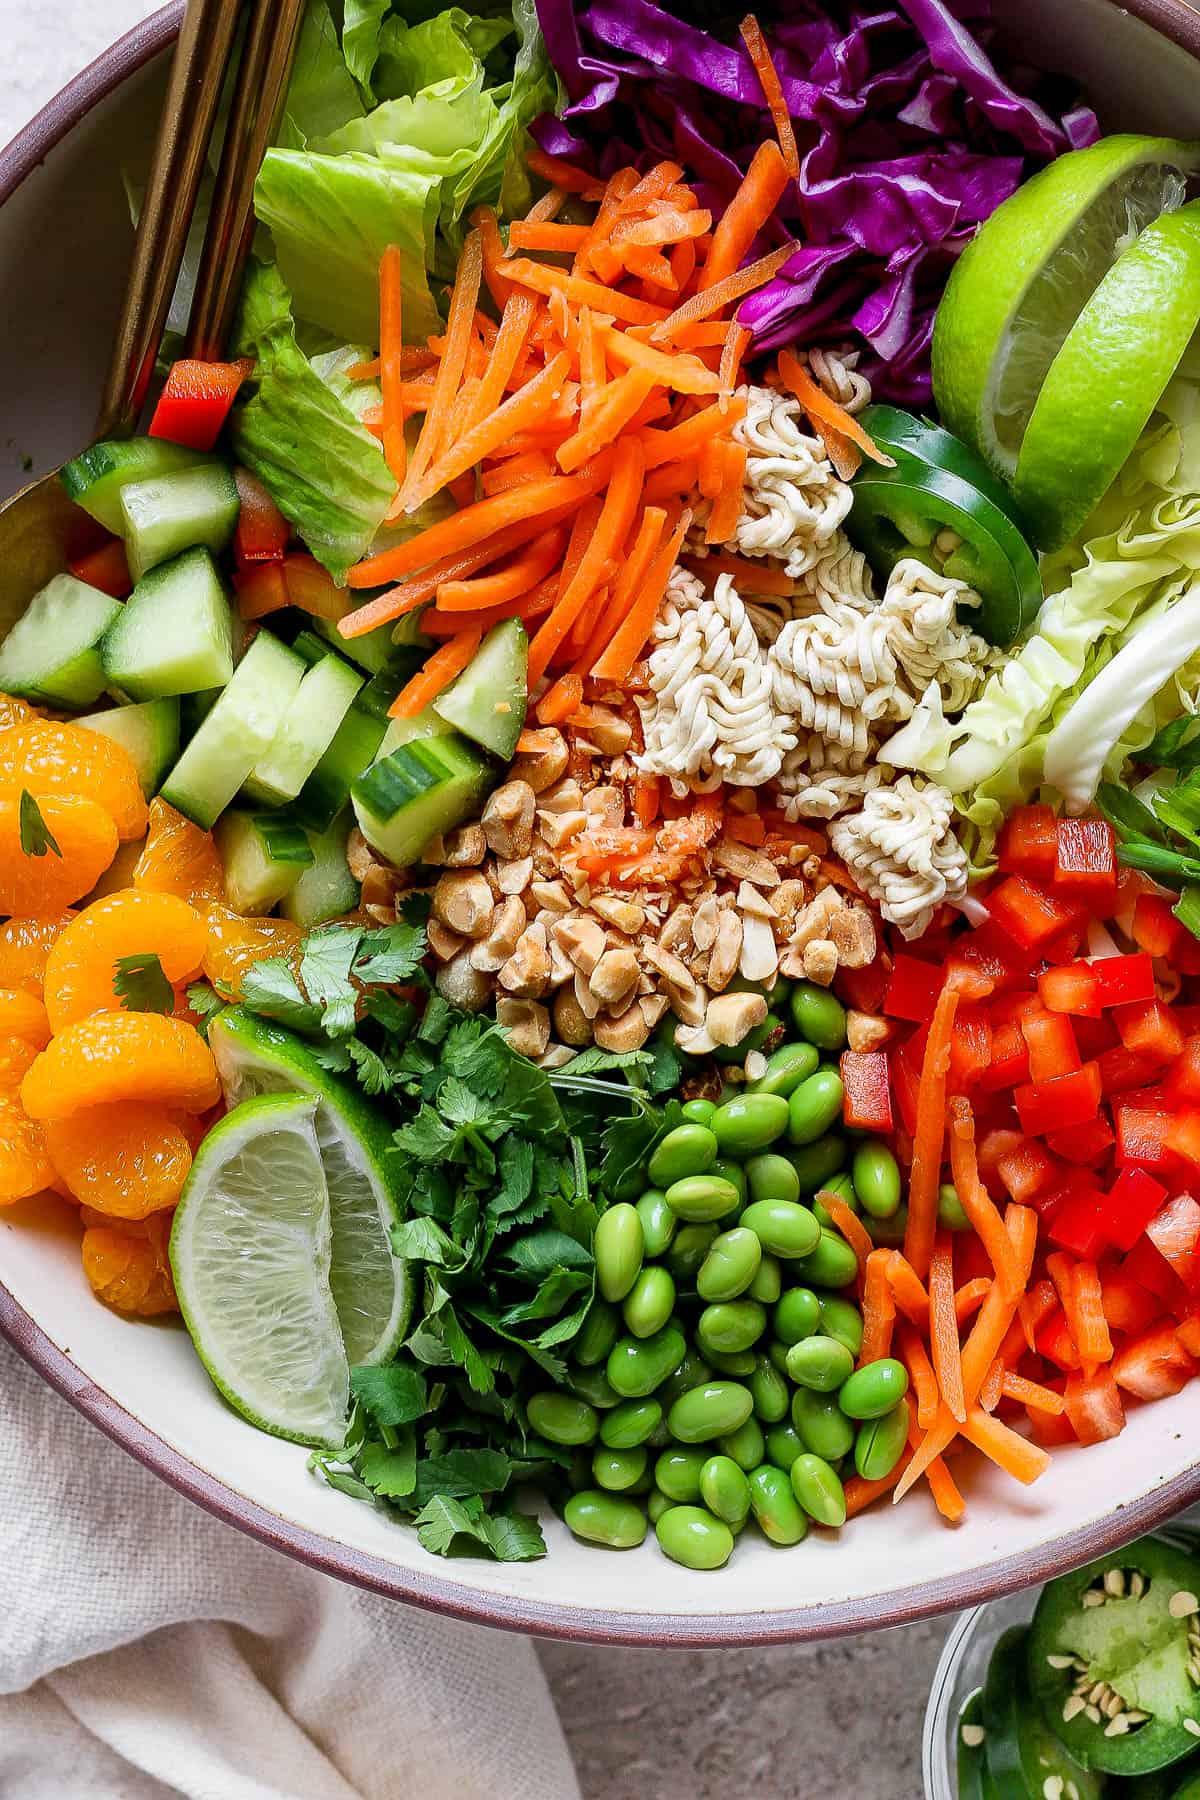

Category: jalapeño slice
[982, 1626, 1102, 1800]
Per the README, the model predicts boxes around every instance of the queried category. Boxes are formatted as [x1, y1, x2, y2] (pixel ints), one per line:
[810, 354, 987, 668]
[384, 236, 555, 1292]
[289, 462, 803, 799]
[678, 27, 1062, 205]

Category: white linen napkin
[0, 1338, 581, 1800]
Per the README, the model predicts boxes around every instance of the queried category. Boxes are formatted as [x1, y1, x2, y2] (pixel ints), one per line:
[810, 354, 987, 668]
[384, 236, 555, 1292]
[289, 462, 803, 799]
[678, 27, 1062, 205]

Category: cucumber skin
[244, 652, 364, 807]
[433, 618, 528, 758]
[61, 437, 206, 535]
[351, 733, 491, 867]
[160, 631, 306, 828]
[100, 547, 236, 701]
[292, 705, 385, 835]
[0, 574, 121, 706]
[215, 810, 311, 913]
[120, 463, 240, 583]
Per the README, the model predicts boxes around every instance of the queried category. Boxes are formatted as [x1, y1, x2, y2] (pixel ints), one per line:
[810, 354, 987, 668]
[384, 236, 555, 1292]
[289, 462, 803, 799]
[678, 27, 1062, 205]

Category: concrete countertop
[0, 6, 953, 1792]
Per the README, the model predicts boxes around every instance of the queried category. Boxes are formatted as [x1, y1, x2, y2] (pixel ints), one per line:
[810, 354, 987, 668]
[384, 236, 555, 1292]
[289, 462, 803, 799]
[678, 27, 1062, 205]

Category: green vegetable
[655, 1504, 734, 1569]
[666, 1381, 754, 1444]
[747, 1463, 808, 1546]
[594, 1203, 644, 1302]
[592, 1445, 647, 1492]
[790, 1453, 847, 1528]
[789, 983, 848, 1051]
[696, 1228, 763, 1302]
[664, 1173, 741, 1222]
[112, 952, 175, 1016]
[787, 1069, 845, 1145]
[838, 1359, 910, 1420]
[854, 1399, 911, 1481]
[18, 791, 60, 860]
[710, 1092, 790, 1155]
[699, 1454, 752, 1529]
[785, 1334, 854, 1393]
[564, 1490, 647, 1550]
[740, 1199, 822, 1260]
[622, 1266, 675, 1338]
[696, 1302, 767, 1356]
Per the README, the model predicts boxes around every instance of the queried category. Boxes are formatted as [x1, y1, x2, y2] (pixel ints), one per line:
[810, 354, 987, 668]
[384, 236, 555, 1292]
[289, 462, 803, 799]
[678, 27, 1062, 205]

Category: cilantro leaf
[412, 1495, 544, 1560]
[18, 790, 60, 859]
[113, 952, 175, 1015]
[349, 1363, 428, 1429]
[353, 922, 425, 986]
[239, 956, 320, 1031]
[479, 1512, 545, 1562]
[412, 1448, 511, 1506]
[185, 982, 225, 1038]
[358, 1433, 417, 1500]
[390, 1216, 467, 1268]
[298, 927, 361, 1037]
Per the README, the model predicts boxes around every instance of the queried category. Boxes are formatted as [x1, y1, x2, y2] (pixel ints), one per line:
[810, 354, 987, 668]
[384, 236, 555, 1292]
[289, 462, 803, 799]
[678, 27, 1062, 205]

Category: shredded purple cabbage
[531, 0, 1098, 402]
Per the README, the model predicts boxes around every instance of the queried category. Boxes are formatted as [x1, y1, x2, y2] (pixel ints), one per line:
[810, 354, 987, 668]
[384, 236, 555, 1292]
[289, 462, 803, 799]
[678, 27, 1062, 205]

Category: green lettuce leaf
[341, 0, 391, 95]
[276, 0, 366, 149]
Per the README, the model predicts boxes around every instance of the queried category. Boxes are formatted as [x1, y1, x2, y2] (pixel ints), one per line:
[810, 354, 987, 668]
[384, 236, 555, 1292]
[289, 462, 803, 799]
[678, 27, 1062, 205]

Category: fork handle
[96, 0, 246, 440]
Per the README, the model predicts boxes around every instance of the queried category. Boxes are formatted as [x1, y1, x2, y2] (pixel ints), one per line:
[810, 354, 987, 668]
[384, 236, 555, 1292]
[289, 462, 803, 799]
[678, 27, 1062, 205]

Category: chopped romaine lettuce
[276, 1, 366, 149]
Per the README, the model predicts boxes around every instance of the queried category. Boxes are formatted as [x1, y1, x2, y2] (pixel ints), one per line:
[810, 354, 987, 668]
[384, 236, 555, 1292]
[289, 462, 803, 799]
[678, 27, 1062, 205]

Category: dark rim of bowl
[3, 0, 1200, 1648]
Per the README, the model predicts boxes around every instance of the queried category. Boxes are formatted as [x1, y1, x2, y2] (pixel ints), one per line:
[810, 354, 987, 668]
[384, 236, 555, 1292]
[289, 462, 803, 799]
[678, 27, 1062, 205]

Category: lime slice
[1014, 201, 1200, 551]
[208, 1007, 409, 1367]
[170, 1093, 350, 1448]
[932, 134, 1198, 481]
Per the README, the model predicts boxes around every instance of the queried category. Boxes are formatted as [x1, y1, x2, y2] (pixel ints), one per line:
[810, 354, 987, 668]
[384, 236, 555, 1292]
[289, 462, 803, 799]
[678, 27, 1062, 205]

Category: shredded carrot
[700, 140, 790, 292]
[885, 1252, 930, 1330]
[704, 441, 748, 544]
[1002, 1372, 1066, 1415]
[962, 1405, 1051, 1486]
[858, 1249, 896, 1365]
[557, 369, 657, 473]
[632, 774, 661, 828]
[823, 1195, 873, 1279]
[508, 221, 590, 253]
[777, 348, 895, 467]
[528, 437, 646, 683]
[420, 588, 556, 636]
[591, 508, 688, 682]
[537, 673, 585, 725]
[903, 983, 958, 1281]
[339, 513, 566, 637]
[685, 551, 792, 596]
[612, 207, 713, 248]
[719, 321, 752, 411]
[392, 229, 483, 516]
[436, 526, 566, 613]
[599, 325, 722, 395]
[947, 1097, 1025, 1302]
[1071, 1260, 1114, 1369]
[378, 245, 407, 485]
[845, 1453, 913, 1518]
[954, 1277, 991, 1327]
[1019, 1279, 1058, 1357]
[408, 350, 571, 509]
[897, 1323, 939, 1430]
[388, 630, 482, 720]
[929, 1236, 965, 1424]
[978, 1357, 1004, 1413]
[651, 241, 798, 342]
[481, 450, 554, 496]
[641, 399, 746, 468]
[906, 1409, 965, 1524]
[526, 146, 602, 196]
[497, 258, 669, 327]
[740, 15, 800, 178]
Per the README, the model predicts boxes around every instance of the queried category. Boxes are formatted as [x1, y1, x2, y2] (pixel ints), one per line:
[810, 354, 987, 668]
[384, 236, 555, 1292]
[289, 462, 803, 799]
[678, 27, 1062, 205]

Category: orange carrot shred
[929, 1235, 966, 1424]
[897, 1323, 939, 1430]
[653, 241, 798, 342]
[719, 322, 752, 411]
[683, 552, 792, 597]
[885, 1252, 930, 1331]
[777, 347, 896, 466]
[740, 15, 800, 178]
[557, 369, 657, 474]
[962, 1405, 1051, 1487]
[528, 437, 646, 684]
[526, 146, 603, 196]
[497, 258, 669, 327]
[378, 245, 407, 485]
[954, 1277, 991, 1327]
[436, 526, 566, 613]
[537, 673, 585, 726]
[579, 506, 668, 676]
[822, 1194, 873, 1279]
[906, 1408, 965, 1524]
[704, 441, 748, 544]
[947, 1097, 1025, 1302]
[903, 983, 958, 1281]
[408, 350, 572, 509]
[641, 399, 745, 468]
[858, 1248, 896, 1365]
[389, 630, 482, 719]
[700, 140, 790, 292]
[978, 1356, 1004, 1413]
[1001, 1372, 1065, 1415]
[507, 221, 589, 253]
[591, 508, 688, 683]
[1072, 1259, 1114, 1369]
[393, 229, 483, 516]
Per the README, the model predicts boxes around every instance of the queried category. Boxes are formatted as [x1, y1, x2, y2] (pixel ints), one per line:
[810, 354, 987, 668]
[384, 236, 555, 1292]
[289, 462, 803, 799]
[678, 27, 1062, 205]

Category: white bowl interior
[4, 0, 1200, 1640]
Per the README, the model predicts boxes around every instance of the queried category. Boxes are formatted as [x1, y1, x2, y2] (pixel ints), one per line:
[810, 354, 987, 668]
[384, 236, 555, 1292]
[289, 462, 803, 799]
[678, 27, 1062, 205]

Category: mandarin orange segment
[134, 799, 225, 908]
[20, 1012, 221, 1120]
[82, 1221, 177, 1316]
[0, 989, 50, 1046]
[42, 890, 209, 1033]
[44, 1102, 192, 1218]
[0, 694, 38, 732]
[0, 913, 75, 993]
[0, 794, 118, 916]
[0, 720, 147, 839]
[0, 1092, 55, 1201]
[203, 904, 303, 997]
[0, 1036, 39, 1091]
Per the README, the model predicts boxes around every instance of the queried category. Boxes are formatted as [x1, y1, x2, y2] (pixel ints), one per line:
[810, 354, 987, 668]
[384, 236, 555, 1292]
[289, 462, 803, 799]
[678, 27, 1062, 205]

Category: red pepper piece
[1098, 1045, 1166, 1099]
[1145, 1194, 1200, 1293]
[1099, 1266, 1162, 1335]
[1132, 892, 1182, 958]
[995, 1139, 1060, 1204]
[1168, 1039, 1200, 1107]
[1111, 1321, 1197, 1399]
[1037, 1309, 1082, 1372]
[233, 467, 289, 564]
[1167, 1111, 1200, 1170]
[1123, 1233, 1188, 1308]
[882, 954, 943, 1024]
[1102, 1168, 1169, 1253]
[839, 1051, 892, 1132]
[1046, 1117, 1114, 1166]
[948, 1004, 992, 1089]
[1037, 961, 1100, 1017]
[1114, 1105, 1177, 1170]
[234, 562, 290, 621]
[889, 1049, 920, 1138]
[1092, 952, 1155, 1009]
[1064, 1367, 1125, 1444]
[1177, 1309, 1200, 1358]
[1114, 999, 1185, 1063]
[988, 876, 1084, 952]
[977, 1021, 1031, 1093]
[1020, 1008, 1081, 1083]
[282, 553, 349, 621]
[837, 962, 887, 1015]
[149, 357, 254, 451]
[1072, 1014, 1119, 1061]
[946, 920, 1039, 995]
[1048, 1188, 1111, 1259]
[997, 804, 1058, 879]
[1015, 1062, 1101, 1136]
[1054, 816, 1117, 906]
[68, 537, 132, 598]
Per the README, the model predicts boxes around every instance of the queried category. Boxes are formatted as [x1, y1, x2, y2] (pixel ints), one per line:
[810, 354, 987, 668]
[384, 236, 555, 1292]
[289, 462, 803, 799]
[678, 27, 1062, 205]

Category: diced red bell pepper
[1123, 1232, 1188, 1308]
[1020, 1008, 1081, 1083]
[1101, 1168, 1169, 1253]
[149, 357, 254, 451]
[1112, 1321, 1197, 1399]
[1167, 1111, 1200, 1170]
[1174, 932, 1200, 977]
[234, 562, 290, 621]
[883, 955, 943, 1024]
[1177, 1309, 1200, 1358]
[1015, 1062, 1101, 1137]
[1145, 1194, 1200, 1294]
[890, 1049, 920, 1138]
[282, 553, 349, 621]
[68, 537, 132, 598]
[1168, 1040, 1200, 1107]
[1041, 925, 1088, 966]
[1073, 1014, 1119, 1061]
[1064, 1367, 1125, 1444]
[233, 467, 289, 565]
[1099, 1266, 1162, 1334]
[977, 1022, 1031, 1094]
[948, 1005, 992, 1089]
[1114, 999, 1184, 1063]
[1092, 952, 1156, 1009]
[988, 876, 1084, 952]
[1098, 1045, 1166, 1099]
[1048, 1187, 1112, 1259]
[1028, 1400, 1078, 1447]
[998, 804, 1059, 879]
[1046, 1117, 1114, 1167]
[840, 1051, 892, 1132]
[1132, 892, 1183, 959]
[1054, 817, 1118, 906]
[837, 962, 887, 1016]
[978, 1127, 1024, 1189]
[995, 1139, 1060, 1204]
[1037, 1309, 1082, 1372]
[1176, 1008, 1200, 1036]
[1114, 1105, 1176, 1170]
[1037, 961, 1100, 1018]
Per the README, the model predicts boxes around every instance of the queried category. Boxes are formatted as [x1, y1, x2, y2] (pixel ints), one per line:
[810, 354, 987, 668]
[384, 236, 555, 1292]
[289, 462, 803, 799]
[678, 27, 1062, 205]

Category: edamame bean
[697, 1227, 762, 1302]
[790, 982, 847, 1051]
[795, 1228, 859, 1290]
[748, 1463, 808, 1545]
[711, 1093, 790, 1156]
[655, 1505, 734, 1570]
[665, 1174, 741, 1222]
[717, 1415, 765, 1470]
[788, 1070, 845, 1146]
[566, 1449, 592, 1491]
[789, 1134, 846, 1196]
[838, 1358, 909, 1420]
[746, 1153, 800, 1207]
[659, 1349, 713, 1407]
[705, 1348, 757, 1377]
[938, 1183, 970, 1232]
[748, 1352, 790, 1424]
[607, 1322, 686, 1399]
[564, 1490, 647, 1549]
[647, 1488, 671, 1524]
[567, 1366, 621, 1409]
[711, 1158, 748, 1207]
[765, 1423, 806, 1473]
[697, 1301, 767, 1356]
[649, 1123, 719, 1188]
[865, 1202, 908, 1249]
[767, 1340, 790, 1377]
[623, 1266, 676, 1339]
[785, 1334, 855, 1392]
[792, 1388, 856, 1461]
[527, 1392, 599, 1445]
[751, 1040, 820, 1098]
[790, 1453, 847, 1528]
[594, 1203, 644, 1303]
[748, 1253, 782, 1304]
[817, 1294, 864, 1358]
[593, 1445, 648, 1492]
[740, 1199, 821, 1260]
[666, 1223, 719, 1282]
[666, 1382, 754, 1444]
[635, 1189, 676, 1259]
[654, 1446, 707, 1503]
[852, 1140, 902, 1221]
[680, 1098, 717, 1126]
[574, 1299, 621, 1367]
[854, 1398, 910, 1481]
[699, 1454, 751, 1528]
[773, 1286, 820, 1346]
[600, 1399, 663, 1449]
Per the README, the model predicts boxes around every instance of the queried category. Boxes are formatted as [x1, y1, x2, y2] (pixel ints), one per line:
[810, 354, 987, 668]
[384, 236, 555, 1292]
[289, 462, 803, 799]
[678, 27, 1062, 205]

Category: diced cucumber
[120, 462, 240, 582]
[376, 705, 454, 756]
[101, 547, 235, 700]
[282, 813, 360, 927]
[161, 631, 305, 828]
[292, 704, 385, 834]
[76, 698, 180, 796]
[0, 573, 121, 706]
[290, 630, 329, 668]
[182, 688, 221, 737]
[351, 732, 491, 867]
[433, 618, 528, 759]
[214, 810, 314, 913]
[244, 653, 364, 806]
[61, 437, 208, 535]
[312, 615, 405, 676]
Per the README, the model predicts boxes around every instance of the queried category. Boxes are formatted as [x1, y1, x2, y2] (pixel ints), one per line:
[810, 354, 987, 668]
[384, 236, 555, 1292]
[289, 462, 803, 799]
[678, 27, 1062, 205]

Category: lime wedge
[208, 1007, 409, 1367]
[170, 1093, 350, 1448]
[932, 134, 1198, 481]
[1014, 201, 1200, 551]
